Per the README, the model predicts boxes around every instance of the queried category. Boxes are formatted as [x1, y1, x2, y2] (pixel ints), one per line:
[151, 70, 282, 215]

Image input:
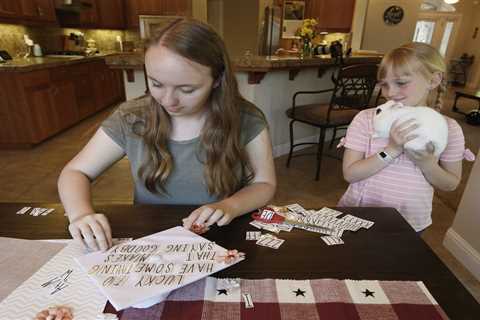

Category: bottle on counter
[33, 44, 43, 57]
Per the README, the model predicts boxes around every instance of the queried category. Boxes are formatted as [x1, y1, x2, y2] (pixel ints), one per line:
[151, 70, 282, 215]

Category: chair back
[327, 63, 378, 121]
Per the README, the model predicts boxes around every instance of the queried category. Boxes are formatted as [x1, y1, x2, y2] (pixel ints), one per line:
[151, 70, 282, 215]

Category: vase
[301, 39, 312, 59]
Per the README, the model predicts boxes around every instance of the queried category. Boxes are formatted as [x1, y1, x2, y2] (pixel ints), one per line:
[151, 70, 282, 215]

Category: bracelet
[377, 150, 395, 164]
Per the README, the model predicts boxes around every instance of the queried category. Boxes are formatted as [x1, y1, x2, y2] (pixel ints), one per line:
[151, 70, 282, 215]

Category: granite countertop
[102, 52, 383, 71]
[233, 53, 383, 71]
[0, 51, 383, 82]
[0, 51, 128, 72]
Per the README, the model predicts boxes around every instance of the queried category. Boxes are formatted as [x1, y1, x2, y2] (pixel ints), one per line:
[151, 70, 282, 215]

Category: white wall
[351, 0, 369, 51]
[236, 68, 335, 157]
[444, 150, 480, 281]
[123, 70, 147, 101]
[361, 0, 423, 53]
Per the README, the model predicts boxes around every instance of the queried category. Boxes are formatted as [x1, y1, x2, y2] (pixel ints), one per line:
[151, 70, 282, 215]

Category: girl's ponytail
[434, 78, 447, 111]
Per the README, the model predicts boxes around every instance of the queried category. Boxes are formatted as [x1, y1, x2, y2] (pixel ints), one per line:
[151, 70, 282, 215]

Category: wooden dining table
[0, 203, 478, 319]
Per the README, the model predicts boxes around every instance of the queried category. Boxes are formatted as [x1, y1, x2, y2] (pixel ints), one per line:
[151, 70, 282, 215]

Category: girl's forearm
[219, 182, 276, 218]
[420, 163, 460, 191]
[58, 169, 96, 222]
[344, 146, 400, 183]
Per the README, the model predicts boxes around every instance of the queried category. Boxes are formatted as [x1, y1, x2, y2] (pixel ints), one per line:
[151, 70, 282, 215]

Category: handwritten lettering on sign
[75, 226, 244, 310]
[87, 241, 218, 289]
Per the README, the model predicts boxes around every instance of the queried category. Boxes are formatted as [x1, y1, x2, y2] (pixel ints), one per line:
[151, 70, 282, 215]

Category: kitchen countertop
[101, 52, 383, 71]
[0, 51, 382, 84]
[0, 51, 128, 72]
[102, 52, 383, 84]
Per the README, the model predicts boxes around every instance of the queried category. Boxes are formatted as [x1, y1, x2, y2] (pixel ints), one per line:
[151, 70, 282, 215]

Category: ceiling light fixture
[444, 0, 459, 4]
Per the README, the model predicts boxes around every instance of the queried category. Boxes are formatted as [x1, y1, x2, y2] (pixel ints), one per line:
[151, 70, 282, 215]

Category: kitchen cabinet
[162, 0, 190, 16]
[305, 0, 355, 32]
[16, 69, 77, 143]
[19, 0, 57, 24]
[0, 0, 21, 20]
[125, 0, 191, 28]
[78, 0, 98, 27]
[69, 63, 97, 120]
[0, 60, 125, 147]
[96, 0, 125, 29]
[91, 61, 124, 112]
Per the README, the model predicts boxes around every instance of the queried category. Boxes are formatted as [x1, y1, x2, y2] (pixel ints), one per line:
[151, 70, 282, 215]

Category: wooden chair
[285, 63, 378, 180]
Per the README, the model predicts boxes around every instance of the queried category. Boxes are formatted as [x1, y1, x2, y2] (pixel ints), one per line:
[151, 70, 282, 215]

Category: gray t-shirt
[101, 96, 267, 205]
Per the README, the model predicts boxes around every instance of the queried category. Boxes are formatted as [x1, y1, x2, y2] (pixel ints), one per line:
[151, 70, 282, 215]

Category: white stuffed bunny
[372, 100, 448, 157]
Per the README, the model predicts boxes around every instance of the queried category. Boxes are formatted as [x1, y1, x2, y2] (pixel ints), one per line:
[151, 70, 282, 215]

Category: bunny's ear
[392, 101, 404, 109]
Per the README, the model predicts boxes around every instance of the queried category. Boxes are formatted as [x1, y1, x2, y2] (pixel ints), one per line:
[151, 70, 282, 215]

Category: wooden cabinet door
[0, 0, 21, 18]
[90, 61, 125, 111]
[19, 70, 59, 142]
[162, 0, 190, 16]
[50, 80, 78, 130]
[91, 61, 108, 110]
[69, 63, 97, 119]
[125, 0, 186, 28]
[138, 0, 163, 15]
[19, 0, 56, 23]
[19, 0, 39, 19]
[305, 0, 355, 32]
[79, 0, 98, 27]
[96, 0, 125, 29]
[320, 0, 354, 31]
[35, 0, 56, 22]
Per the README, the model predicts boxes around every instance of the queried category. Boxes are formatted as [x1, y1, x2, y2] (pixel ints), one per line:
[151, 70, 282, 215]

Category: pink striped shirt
[338, 108, 467, 231]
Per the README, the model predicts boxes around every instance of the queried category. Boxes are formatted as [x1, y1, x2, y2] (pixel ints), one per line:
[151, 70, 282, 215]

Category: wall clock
[383, 5, 404, 25]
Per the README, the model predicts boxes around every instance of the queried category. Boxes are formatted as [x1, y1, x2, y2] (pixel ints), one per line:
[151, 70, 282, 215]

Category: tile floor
[0, 89, 479, 303]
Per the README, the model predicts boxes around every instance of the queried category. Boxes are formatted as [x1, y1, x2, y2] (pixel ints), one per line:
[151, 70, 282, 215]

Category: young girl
[58, 19, 276, 251]
[338, 42, 474, 233]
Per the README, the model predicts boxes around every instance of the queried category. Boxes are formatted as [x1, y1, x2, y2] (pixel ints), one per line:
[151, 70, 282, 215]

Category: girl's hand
[68, 213, 112, 252]
[405, 142, 438, 170]
[387, 118, 419, 156]
[182, 202, 235, 233]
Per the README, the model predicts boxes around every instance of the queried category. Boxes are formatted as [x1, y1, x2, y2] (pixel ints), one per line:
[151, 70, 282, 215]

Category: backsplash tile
[0, 24, 29, 58]
[0, 23, 130, 56]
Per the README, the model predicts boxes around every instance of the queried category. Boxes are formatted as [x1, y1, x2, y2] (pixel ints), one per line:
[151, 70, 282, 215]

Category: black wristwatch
[377, 150, 394, 163]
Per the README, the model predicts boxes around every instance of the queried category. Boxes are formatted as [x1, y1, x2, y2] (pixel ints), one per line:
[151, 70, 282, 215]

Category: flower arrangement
[296, 18, 318, 57]
[297, 18, 318, 42]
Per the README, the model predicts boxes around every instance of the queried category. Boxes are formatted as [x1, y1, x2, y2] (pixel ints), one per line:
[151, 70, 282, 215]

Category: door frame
[415, 12, 462, 64]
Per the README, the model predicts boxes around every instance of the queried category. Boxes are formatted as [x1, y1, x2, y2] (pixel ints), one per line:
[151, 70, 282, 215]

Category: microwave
[139, 15, 181, 39]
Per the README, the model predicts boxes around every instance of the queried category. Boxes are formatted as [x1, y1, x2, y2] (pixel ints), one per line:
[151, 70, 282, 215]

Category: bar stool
[285, 63, 378, 180]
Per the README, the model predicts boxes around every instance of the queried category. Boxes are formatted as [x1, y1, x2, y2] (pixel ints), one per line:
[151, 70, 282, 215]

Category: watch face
[384, 6, 404, 25]
[379, 151, 387, 159]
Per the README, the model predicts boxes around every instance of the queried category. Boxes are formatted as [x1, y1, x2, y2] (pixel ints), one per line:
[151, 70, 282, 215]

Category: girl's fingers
[217, 214, 233, 226]
[191, 206, 215, 227]
[426, 142, 435, 154]
[88, 220, 109, 251]
[404, 134, 418, 142]
[182, 208, 202, 229]
[96, 214, 113, 248]
[205, 210, 224, 227]
[68, 224, 87, 249]
[79, 224, 98, 251]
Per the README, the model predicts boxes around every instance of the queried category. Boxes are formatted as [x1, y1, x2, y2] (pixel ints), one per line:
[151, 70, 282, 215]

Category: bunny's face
[372, 101, 401, 138]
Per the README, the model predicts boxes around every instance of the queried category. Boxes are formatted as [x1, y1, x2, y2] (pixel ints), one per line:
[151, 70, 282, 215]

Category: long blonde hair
[378, 42, 446, 110]
[138, 18, 256, 197]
